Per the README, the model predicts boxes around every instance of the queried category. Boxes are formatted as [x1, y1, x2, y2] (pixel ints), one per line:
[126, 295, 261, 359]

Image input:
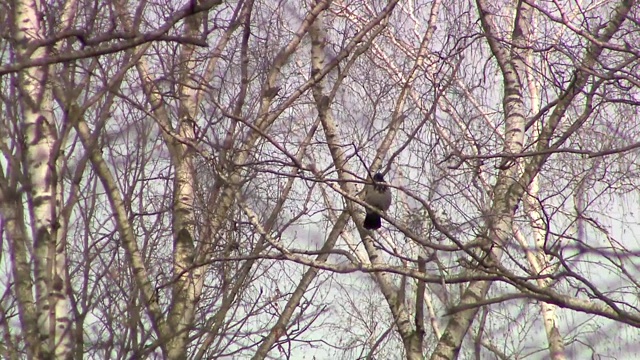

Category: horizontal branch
[448, 140, 640, 168]
[1, 0, 219, 75]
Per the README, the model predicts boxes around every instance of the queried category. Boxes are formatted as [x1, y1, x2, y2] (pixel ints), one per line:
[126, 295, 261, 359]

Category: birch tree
[2, 0, 74, 358]
[2, 0, 640, 359]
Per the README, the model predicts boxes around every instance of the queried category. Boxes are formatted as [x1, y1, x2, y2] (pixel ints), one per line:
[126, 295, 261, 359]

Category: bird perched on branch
[363, 172, 392, 230]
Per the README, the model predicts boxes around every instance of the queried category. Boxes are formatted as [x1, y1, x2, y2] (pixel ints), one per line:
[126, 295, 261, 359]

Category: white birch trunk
[432, 0, 634, 358]
[165, 7, 204, 359]
[519, 3, 566, 358]
[14, 0, 73, 358]
[431, 0, 528, 357]
[309, 6, 423, 360]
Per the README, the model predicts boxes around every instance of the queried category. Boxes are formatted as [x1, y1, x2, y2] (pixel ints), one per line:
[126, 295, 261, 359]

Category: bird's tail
[363, 212, 382, 230]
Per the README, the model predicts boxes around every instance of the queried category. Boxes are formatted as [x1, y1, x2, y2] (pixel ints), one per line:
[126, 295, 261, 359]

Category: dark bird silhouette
[363, 173, 392, 230]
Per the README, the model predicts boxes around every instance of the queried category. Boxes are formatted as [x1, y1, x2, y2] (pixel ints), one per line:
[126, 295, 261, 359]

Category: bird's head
[373, 173, 385, 182]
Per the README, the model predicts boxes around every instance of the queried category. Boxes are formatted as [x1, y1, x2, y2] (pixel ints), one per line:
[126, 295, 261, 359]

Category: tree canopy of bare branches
[1, 0, 640, 359]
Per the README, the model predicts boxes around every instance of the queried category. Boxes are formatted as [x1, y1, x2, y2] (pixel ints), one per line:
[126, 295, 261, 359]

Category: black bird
[363, 173, 392, 230]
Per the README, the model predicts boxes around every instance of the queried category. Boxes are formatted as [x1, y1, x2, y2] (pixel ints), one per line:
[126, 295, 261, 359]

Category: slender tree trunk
[14, 0, 73, 358]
